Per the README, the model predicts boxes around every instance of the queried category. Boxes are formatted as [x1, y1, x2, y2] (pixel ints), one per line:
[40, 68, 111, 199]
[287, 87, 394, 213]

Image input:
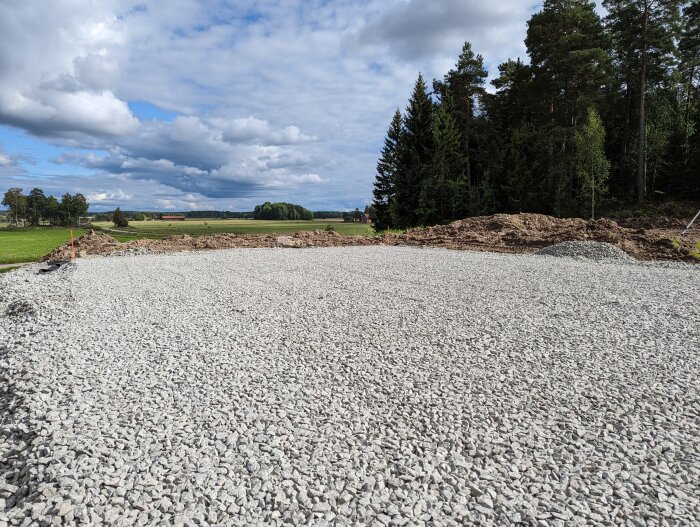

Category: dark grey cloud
[357, 0, 531, 61]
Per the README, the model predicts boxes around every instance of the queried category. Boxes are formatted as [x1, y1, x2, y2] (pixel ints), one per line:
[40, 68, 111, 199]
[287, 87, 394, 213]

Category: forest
[372, 0, 700, 230]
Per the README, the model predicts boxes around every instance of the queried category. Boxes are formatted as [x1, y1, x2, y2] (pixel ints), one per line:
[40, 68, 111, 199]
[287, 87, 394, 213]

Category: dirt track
[43, 213, 699, 262]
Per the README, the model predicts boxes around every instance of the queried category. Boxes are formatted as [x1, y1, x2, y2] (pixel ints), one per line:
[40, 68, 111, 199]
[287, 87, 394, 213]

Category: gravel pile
[536, 241, 635, 262]
[108, 247, 163, 258]
[1, 247, 698, 526]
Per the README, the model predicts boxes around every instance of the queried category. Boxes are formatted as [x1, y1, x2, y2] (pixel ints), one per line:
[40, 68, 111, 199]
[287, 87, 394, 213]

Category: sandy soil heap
[43, 213, 698, 262]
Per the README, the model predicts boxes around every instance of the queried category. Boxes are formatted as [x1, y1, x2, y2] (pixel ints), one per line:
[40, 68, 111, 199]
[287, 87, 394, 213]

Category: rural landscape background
[2, 0, 700, 266]
[1, 2, 700, 526]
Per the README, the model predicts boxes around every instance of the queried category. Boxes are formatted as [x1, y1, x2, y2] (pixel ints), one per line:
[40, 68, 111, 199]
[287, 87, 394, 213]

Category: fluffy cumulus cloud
[0, 0, 540, 211]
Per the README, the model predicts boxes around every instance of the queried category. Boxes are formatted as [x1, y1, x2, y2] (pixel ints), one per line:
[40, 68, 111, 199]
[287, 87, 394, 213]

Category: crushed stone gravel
[536, 241, 636, 262]
[1, 247, 698, 526]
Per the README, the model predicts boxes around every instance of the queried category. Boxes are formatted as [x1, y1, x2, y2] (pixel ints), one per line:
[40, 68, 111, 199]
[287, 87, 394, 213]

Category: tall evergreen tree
[433, 42, 488, 187]
[603, 0, 682, 204]
[372, 110, 403, 231]
[391, 74, 433, 228]
[680, 1, 700, 128]
[419, 104, 466, 225]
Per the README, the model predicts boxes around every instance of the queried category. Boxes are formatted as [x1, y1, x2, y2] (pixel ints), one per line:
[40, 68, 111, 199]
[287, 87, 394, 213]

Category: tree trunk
[637, 2, 649, 206]
[685, 64, 696, 130]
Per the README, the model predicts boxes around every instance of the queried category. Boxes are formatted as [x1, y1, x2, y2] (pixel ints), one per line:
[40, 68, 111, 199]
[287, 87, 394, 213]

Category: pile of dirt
[42, 215, 699, 263]
[42, 229, 381, 262]
[392, 213, 698, 262]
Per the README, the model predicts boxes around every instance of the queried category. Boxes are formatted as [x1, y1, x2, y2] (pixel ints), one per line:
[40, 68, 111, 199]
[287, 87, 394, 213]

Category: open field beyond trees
[92, 219, 374, 241]
[0, 221, 372, 264]
[0, 228, 87, 265]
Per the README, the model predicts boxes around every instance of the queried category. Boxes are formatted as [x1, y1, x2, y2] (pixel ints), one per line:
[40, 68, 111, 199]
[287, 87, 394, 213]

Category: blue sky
[0, 0, 546, 212]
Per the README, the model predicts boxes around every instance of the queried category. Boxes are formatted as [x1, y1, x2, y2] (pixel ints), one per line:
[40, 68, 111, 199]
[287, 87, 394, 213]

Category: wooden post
[71, 229, 75, 260]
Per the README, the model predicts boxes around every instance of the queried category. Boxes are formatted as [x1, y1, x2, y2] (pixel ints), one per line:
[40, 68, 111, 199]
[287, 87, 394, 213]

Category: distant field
[0, 228, 87, 264]
[92, 219, 374, 241]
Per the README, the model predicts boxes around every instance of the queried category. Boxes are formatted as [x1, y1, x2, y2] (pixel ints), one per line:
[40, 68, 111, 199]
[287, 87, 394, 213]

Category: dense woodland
[1, 187, 88, 227]
[253, 202, 314, 220]
[372, 0, 700, 230]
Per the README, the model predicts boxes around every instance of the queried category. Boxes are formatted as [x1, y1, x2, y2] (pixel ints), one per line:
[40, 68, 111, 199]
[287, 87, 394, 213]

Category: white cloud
[0, 0, 542, 209]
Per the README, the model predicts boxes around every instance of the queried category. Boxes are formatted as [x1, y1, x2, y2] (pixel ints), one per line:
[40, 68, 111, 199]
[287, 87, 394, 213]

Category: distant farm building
[162, 215, 186, 221]
[360, 214, 372, 224]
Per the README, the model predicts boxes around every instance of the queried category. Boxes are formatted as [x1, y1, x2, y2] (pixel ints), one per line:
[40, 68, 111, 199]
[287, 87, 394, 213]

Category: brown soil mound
[43, 215, 699, 263]
[392, 213, 698, 261]
[42, 229, 381, 261]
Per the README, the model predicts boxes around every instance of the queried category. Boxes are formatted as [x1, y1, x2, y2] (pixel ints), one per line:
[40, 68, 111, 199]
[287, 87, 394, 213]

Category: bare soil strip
[43, 213, 699, 262]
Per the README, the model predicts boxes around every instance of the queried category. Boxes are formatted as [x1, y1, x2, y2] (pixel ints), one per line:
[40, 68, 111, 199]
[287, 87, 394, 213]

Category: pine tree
[680, 1, 700, 129]
[526, 0, 610, 216]
[372, 110, 402, 231]
[603, 0, 682, 204]
[391, 74, 433, 228]
[419, 104, 466, 225]
[575, 108, 610, 219]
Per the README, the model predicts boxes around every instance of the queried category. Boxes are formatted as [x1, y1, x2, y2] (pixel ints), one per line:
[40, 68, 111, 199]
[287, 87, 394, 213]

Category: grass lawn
[0, 228, 87, 264]
[93, 219, 374, 242]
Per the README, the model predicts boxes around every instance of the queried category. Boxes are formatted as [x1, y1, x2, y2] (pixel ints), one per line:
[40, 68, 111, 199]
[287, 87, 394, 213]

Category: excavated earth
[43, 214, 699, 263]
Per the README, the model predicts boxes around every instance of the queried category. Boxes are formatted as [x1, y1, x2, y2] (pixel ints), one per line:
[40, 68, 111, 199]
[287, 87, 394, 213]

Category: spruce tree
[433, 42, 488, 188]
[391, 74, 433, 228]
[419, 104, 465, 225]
[372, 110, 403, 231]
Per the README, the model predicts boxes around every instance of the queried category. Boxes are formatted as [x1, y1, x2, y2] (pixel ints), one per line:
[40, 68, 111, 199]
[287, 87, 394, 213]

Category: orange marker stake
[71, 229, 75, 259]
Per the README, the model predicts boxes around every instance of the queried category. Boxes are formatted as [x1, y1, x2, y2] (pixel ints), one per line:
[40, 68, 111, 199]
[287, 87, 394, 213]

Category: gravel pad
[1, 247, 698, 526]
[536, 241, 635, 262]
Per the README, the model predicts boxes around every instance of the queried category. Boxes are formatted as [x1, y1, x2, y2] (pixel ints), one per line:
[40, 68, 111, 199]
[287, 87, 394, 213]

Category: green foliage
[390, 74, 434, 229]
[372, 109, 402, 231]
[324, 224, 336, 232]
[2, 187, 88, 226]
[691, 242, 700, 259]
[576, 108, 611, 219]
[253, 202, 313, 221]
[419, 105, 466, 225]
[112, 207, 129, 228]
[372, 0, 699, 227]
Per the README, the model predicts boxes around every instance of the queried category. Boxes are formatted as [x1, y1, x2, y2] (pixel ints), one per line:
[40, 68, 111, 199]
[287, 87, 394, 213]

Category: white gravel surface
[1, 246, 699, 526]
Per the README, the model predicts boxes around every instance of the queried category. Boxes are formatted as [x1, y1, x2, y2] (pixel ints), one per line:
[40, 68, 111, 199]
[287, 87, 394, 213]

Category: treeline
[1, 187, 88, 227]
[373, 0, 700, 230]
[253, 202, 314, 220]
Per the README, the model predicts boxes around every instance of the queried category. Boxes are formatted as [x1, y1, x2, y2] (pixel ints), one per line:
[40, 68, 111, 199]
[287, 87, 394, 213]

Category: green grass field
[92, 219, 374, 242]
[0, 220, 375, 264]
[0, 228, 87, 264]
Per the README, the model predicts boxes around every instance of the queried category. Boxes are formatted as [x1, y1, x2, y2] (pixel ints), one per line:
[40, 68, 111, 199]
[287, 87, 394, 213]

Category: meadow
[0, 228, 87, 265]
[0, 219, 375, 264]
[92, 219, 374, 242]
